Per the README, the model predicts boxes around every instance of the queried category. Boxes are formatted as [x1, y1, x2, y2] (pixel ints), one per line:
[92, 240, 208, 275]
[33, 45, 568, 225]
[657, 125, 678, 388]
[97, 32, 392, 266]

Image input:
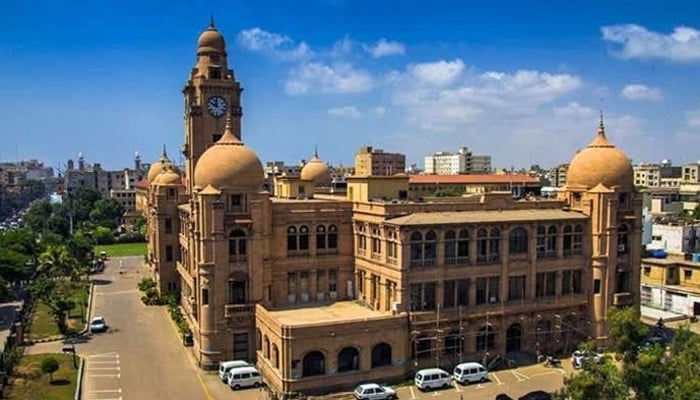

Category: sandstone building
[146, 22, 642, 397]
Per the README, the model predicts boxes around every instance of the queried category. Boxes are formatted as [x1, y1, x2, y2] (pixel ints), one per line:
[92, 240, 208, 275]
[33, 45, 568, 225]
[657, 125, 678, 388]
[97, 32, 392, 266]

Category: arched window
[573, 224, 583, 255]
[476, 325, 495, 351]
[302, 351, 325, 377]
[536, 226, 547, 259]
[444, 230, 456, 263]
[287, 226, 297, 252]
[617, 224, 629, 255]
[316, 225, 326, 250]
[256, 329, 261, 351]
[424, 231, 437, 262]
[508, 227, 528, 254]
[299, 226, 309, 251]
[477, 228, 488, 263]
[337, 347, 360, 372]
[228, 229, 246, 256]
[328, 225, 338, 249]
[547, 226, 557, 257]
[489, 228, 501, 263]
[271, 344, 279, 368]
[371, 343, 392, 368]
[457, 229, 469, 259]
[563, 225, 573, 256]
[410, 232, 423, 263]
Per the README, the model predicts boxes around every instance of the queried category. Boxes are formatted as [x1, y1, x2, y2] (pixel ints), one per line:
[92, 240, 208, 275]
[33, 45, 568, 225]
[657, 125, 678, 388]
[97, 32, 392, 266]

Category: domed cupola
[193, 116, 263, 191]
[153, 166, 182, 186]
[197, 17, 226, 55]
[300, 147, 332, 186]
[566, 115, 634, 190]
[148, 145, 178, 184]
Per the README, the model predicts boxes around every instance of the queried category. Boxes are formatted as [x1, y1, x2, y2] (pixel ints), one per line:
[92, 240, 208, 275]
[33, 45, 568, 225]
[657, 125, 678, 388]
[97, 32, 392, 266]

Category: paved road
[27, 256, 210, 400]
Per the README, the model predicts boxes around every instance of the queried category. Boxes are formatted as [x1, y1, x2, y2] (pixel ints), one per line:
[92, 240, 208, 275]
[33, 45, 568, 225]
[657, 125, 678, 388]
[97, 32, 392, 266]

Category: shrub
[116, 232, 145, 244]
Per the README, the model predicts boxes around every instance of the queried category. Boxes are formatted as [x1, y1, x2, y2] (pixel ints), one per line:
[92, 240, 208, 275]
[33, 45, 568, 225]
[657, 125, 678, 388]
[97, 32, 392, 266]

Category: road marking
[97, 290, 140, 296]
[89, 360, 120, 364]
[511, 370, 530, 381]
[88, 367, 121, 371]
[491, 372, 504, 385]
[87, 398, 121, 400]
[88, 374, 121, 378]
[530, 371, 558, 378]
[88, 389, 122, 393]
[454, 382, 461, 392]
[410, 387, 417, 399]
[89, 353, 119, 358]
[431, 391, 442, 396]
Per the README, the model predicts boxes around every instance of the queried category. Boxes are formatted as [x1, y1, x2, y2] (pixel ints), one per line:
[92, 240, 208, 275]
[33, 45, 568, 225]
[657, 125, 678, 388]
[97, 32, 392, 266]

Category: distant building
[354, 146, 405, 176]
[633, 160, 681, 188]
[63, 152, 148, 198]
[408, 174, 541, 198]
[682, 162, 700, 183]
[424, 147, 491, 175]
[0, 159, 53, 186]
[647, 222, 700, 256]
[547, 164, 569, 188]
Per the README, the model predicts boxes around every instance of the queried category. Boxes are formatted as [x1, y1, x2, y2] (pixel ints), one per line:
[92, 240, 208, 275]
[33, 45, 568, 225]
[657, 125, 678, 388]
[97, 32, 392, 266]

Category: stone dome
[566, 118, 634, 190]
[148, 147, 178, 183]
[300, 149, 332, 186]
[193, 119, 263, 191]
[197, 21, 226, 54]
[154, 168, 181, 186]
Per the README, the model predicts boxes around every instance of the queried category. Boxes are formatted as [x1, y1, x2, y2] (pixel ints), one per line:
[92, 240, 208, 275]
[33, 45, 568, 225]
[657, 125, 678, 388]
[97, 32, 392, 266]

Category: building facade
[424, 147, 492, 175]
[146, 23, 642, 398]
[354, 146, 406, 176]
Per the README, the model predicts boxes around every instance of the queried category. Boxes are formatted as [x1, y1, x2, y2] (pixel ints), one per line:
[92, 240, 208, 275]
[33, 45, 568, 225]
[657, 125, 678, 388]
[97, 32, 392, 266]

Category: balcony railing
[224, 304, 255, 319]
[410, 258, 436, 268]
[445, 256, 470, 266]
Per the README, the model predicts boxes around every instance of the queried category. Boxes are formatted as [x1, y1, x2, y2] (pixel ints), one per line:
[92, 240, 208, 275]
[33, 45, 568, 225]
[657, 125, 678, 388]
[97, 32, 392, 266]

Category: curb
[74, 357, 85, 400]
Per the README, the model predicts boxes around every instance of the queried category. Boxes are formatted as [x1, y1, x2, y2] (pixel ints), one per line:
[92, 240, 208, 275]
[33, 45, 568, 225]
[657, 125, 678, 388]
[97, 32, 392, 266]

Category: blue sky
[1, 0, 700, 172]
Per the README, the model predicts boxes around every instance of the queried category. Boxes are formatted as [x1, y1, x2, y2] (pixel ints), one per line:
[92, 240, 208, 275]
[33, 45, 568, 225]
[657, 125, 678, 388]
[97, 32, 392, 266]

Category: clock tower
[183, 19, 243, 192]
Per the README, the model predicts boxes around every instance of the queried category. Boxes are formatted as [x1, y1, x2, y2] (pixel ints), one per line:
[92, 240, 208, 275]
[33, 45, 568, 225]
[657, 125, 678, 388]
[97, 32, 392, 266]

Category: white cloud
[372, 106, 386, 117]
[601, 24, 700, 61]
[553, 102, 597, 118]
[686, 107, 700, 128]
[237, 28, 311, 60]
[408, 59, 465, 86]
[285, 62, 374, 95]
[328, 106, 361, 119]
[365, 39, 406, 58]
[620, 84, 664, 101]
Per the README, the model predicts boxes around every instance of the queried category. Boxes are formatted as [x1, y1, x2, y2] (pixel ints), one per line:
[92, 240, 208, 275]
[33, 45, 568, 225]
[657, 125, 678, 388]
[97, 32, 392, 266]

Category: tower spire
[314, 145, 318, 158]
[209, 14, 215, 29]
[162, 144, 168, 158]
[598, 110, 606, 137]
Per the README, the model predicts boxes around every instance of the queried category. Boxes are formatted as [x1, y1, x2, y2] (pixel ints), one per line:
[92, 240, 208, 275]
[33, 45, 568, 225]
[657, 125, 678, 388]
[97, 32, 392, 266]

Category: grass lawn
[26, 281, 89, 341]
[6, 354, 78, 400]
[94, 242, 147, 257]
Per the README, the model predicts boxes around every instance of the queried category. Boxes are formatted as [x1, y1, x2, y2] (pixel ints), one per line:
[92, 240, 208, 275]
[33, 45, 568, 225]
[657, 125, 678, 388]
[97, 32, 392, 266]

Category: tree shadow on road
[91, 279, 112, 286]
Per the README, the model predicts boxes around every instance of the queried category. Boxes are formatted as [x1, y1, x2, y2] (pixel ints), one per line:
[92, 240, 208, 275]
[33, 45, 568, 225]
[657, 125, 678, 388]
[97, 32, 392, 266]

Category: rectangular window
[562, 270, 572, 295]
[594, 279, 601, 294]
[508, 275, 526, 301]
[202, 288, 209, 305]
[572, 270, 582, 294]
[423, 282, 436, 310]
[233, 333, 248, 360]
[328, 270, 337, 293]
[443, 280, 455, 309]
[476, 277, 500, 305]
[165, 218, 172, 234]
[457, 279, 469, 306]
[536, 272, 556, 298]
[316, 270, 325, 296]
[410, 284, 422, 311]
[287, 273, 297, 296]
[300, 271, 309, 299]
[165, 245, 173, 262]
[230, 194, 241, 207]
[372, 238, 381, 255]
[228, 281, 246, 304]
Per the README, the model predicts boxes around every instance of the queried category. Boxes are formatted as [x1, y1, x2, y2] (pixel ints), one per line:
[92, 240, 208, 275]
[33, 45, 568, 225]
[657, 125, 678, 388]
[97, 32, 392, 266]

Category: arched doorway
[371, 343, 392, 368]
[337, 347, 360, 372]
[302, 351, 325, 377]
[506, 323, 522, 353]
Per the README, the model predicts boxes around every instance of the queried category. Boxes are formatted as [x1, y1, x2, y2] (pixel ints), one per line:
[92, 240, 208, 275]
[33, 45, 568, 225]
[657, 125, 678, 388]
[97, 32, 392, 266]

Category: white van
[227, 366, 262, 390]
[414, 368, 451, 390]
[453, 362, 488, 384]
[218, 360, 250, 381]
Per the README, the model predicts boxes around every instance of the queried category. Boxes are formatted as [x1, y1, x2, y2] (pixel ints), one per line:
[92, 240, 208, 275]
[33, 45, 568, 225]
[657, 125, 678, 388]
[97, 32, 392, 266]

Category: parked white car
[571, 350, 602, 369]
[353, 383, 397, 400]
[90, 316, 107, 333]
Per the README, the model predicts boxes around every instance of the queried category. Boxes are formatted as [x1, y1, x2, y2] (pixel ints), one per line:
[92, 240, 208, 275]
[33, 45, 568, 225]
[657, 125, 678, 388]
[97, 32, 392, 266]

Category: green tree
[89, 198, 124, 229]
[623, 345, 672, 400]
[93, 226, 115, 245]
[40, 356, 59, 383]
[608, 306, 649, 363]
[23, 200, 53, 234]
[556, 358, 630, 400]
[29, 277, 73, 333]
[38, 244, 76, 278]
[68, 186, 102, 225]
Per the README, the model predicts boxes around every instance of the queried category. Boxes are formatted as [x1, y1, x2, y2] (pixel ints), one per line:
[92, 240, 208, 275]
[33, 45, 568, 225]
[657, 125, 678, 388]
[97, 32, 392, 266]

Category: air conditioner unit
[489, 296, 497, 304]
[391, 302, 401, 312]
[316, 292, 325, 301]
[287, 294, 297, 303]
[329, 291, 338, 300]
[301, 293, 310, 302]
[618, 244, 626, 253]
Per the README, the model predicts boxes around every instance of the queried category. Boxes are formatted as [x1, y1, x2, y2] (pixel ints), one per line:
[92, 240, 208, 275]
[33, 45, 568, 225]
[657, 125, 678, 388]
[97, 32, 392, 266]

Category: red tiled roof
[408, 174, 540, 184]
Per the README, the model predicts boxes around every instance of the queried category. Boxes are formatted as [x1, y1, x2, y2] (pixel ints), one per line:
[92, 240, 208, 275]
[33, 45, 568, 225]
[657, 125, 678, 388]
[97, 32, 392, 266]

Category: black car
[519, 391, 552, 400]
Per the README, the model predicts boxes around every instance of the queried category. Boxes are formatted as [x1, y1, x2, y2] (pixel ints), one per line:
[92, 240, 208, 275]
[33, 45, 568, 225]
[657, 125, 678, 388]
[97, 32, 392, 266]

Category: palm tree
[38, 245, 77, 278]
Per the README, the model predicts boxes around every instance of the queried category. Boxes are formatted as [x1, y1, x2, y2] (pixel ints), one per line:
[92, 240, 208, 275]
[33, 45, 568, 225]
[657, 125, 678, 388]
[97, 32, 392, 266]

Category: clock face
[207, 96, 227, 118]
